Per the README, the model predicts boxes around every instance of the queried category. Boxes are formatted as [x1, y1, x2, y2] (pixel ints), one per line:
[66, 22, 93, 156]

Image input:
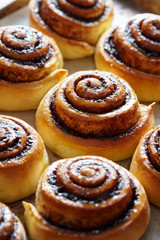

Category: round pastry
[23, 156, 150, 240]
[0, 202, 26, 240]
[0, 25, 67, 111]
[36, 70, 155, 161]
[95, 13, 160, 101]
[0, 115, 48, 203]
[29, 0, 113, 59]
[130, 125, 160, 207]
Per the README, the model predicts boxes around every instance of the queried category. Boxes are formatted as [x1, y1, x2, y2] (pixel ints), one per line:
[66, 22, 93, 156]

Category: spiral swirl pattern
[0, 25, 55, 82]
[50, 70, 140, 137]
[0, 202, 26, 240]
[36, 156, 141, 231]
[35, 0, 111, 45]
[104, 13, 160, 74]
[0, 116, 32, 162]
[0, 26, 50, 62]
[0, 115, 48, 203]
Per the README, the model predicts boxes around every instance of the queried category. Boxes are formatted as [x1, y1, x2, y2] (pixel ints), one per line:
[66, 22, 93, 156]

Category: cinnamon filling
[45, 158, 139, 232]
[0, 118, 33, 162]
[48, 165, 124, 202]
[0, 26, 53, 68]
[49, 71, 140, 138]
[38, 0, 108, 23]
[124, 21, 160, 58]
[104, 14, 160, 74]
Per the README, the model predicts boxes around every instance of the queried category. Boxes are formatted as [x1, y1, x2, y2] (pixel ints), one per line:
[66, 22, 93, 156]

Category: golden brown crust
[36, 70, 155, 161]
[95, 13, 160, 101]
[0, 25, 66, 111]
[29, 0, 113, 59]
[24, 156, 150, 240]
[0, 202, 26, 240]
[130, 125, 160, 207]
[0, 115, 48, 203]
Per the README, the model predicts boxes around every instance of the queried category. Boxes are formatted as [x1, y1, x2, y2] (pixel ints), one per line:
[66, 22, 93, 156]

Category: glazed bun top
[104, 13, 160, 74]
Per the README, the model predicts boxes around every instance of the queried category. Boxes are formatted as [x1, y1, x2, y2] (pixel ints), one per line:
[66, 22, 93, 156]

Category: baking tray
[0, 0, 160, 239]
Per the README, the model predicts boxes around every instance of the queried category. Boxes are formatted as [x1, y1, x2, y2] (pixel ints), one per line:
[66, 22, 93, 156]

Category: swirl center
[0, 26, 51, 63]
[39, 0, 107, 43]
[1, 27, 38, 50]
[55, 158, 121, 199]
[76, 78, 112, 100]
[70, 162, 107, 187]
[39, 157, 135, 231]
[14, 30, 26, 39]
[80, 166, 98, 177]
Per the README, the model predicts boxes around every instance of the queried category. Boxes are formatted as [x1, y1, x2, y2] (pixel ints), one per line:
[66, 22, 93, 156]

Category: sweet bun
[130, 125, 160, 207]
[0, 202, 26, 239]
[95, 13, 160, 101]
[0, 115, 48, 203]
[0, 25, 67, 111]
[24, 155, 150, 240]
[36, 70, 155, 161]
[29, 0, 113, 59]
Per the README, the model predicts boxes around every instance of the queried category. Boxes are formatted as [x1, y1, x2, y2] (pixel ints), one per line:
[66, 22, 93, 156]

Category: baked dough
[0, 25, 67, 111]
[29, 0, 113, 59]
[130, 125, 160, 207]
[24, 156, 150, 240]
[0, 202, 26, 240]
[95, 13, 160, 101]
[0, 115, 48, 203]
[36, 70, 155, 161]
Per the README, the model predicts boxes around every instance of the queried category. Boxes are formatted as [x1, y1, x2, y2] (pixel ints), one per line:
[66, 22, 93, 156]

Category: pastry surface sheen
[36, 70, 155, 161]
[130, 125, 160, 207]
[0, 202, 26, 240]
[24, 156, 150, 240]
[0, 115, 48, 203]
[0, 25, 67, 111]
[95, 13, 160, 101]
[29, 0, 113, 59]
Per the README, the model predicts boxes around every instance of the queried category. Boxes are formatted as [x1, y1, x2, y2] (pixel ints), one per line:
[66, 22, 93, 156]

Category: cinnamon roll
[0, 115, 48, 203]
[29, 0, 113, 59]
[130, 125, 160, 207]
[95, 13, 160, 101]
[0, 202, 26, 240]
[0, 25, 67, 111]
[36, 70, 155, 161]
[23, 156, 150, 240]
